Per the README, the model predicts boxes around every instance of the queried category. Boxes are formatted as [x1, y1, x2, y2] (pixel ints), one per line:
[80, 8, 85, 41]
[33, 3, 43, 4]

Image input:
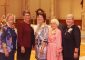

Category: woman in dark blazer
[63, 14, 81, 60]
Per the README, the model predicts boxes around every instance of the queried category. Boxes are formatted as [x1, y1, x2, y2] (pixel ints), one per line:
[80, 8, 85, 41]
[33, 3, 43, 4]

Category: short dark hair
[37, 13, 46, 22]
[36, 8, 44, 15]
[23, 10, 30, 16]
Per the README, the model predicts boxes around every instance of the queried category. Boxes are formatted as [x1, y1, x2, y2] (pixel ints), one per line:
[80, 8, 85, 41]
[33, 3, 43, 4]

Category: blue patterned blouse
[1, 25, 17, 53]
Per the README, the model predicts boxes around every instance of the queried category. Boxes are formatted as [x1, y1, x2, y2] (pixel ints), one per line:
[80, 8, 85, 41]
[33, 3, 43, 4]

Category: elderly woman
[63, 14, 81, 60]
[47, 19, 63, 60]
[0, 14, 17, 60]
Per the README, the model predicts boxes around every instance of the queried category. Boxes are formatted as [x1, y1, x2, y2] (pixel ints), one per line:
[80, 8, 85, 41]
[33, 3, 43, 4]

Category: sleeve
[1, 27, 12, 47]
[12, 29, 17, 52]
[74, 26, 81, 48]
[1, 28, 7, 45]
[17, 22, 24, 46]
[56, 30, 62, 53]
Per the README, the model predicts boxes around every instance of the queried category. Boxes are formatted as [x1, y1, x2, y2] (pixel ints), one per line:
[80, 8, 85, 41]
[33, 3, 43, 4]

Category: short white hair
[50, 18, 59, 26]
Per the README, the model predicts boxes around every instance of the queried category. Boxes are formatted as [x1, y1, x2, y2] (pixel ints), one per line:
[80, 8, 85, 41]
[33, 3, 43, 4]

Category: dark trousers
[0, 52, 14, 60]
[63, 57, 74, 60]
[63, 57, 79, 60]
[74, 58, 79, 60]
[63, 51, 80, 60]
[17, 47, 32, 60]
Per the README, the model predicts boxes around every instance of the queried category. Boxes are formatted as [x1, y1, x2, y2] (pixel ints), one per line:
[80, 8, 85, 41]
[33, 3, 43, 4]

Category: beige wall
[29, 0, 51, 19]
[73, 0, 82, 19]
[0, 0, 82, 19]
[55, 0, 82, 19]
[7, 0, 22, 18]
[0, 0, 6, 16]
[0, 0, 22, 19]
[58, 0, 72, 19]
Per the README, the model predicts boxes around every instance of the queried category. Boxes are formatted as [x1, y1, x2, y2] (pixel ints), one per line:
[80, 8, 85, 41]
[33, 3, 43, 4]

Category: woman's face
[24, 13, 30, 22]
[37, 15, 44, 24]
[51, 23, 57, 29]
[7, 16, 15, 25]
[66, 18, 74, 26]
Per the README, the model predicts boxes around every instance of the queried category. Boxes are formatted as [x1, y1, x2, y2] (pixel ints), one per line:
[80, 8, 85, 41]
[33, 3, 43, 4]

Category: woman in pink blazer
[47, 18, 63, 60]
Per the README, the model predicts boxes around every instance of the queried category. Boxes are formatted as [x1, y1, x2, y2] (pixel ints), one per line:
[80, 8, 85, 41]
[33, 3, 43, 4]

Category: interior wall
[29, 0, 51, 19]
[55, 0, 82, 19]
[0, 0, 22, 19]
[0, 0, 82, 20]
[7, 0, 22, 18]
[0, 0, 5, 16]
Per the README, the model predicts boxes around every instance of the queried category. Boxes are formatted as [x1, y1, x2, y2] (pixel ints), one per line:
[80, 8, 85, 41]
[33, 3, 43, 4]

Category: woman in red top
[17, 11, 35, 60]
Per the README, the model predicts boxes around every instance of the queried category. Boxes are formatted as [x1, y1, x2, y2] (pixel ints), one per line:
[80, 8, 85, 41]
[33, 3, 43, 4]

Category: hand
[21, 46, 25, 53]
[40, 47, 44, 55]
[9, 37, 12, 43]
[74, 48, 78, 53]
[56, 52, 60, 56]
[74, 52, 78, 58]
[4, 49, 9, 57]
[2, 43, 9, 57]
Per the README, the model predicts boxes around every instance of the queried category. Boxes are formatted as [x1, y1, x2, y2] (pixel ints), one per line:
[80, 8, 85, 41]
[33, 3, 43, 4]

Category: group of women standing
[0, 8, 81, 60]
[33, 9, 81, 60]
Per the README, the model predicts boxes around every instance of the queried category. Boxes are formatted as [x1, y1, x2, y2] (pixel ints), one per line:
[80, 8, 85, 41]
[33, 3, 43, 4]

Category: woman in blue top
[1, 14, 17, 60]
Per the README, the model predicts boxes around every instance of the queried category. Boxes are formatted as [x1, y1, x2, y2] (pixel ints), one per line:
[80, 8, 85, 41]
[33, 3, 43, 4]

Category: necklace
[51, 29, 56, 35]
